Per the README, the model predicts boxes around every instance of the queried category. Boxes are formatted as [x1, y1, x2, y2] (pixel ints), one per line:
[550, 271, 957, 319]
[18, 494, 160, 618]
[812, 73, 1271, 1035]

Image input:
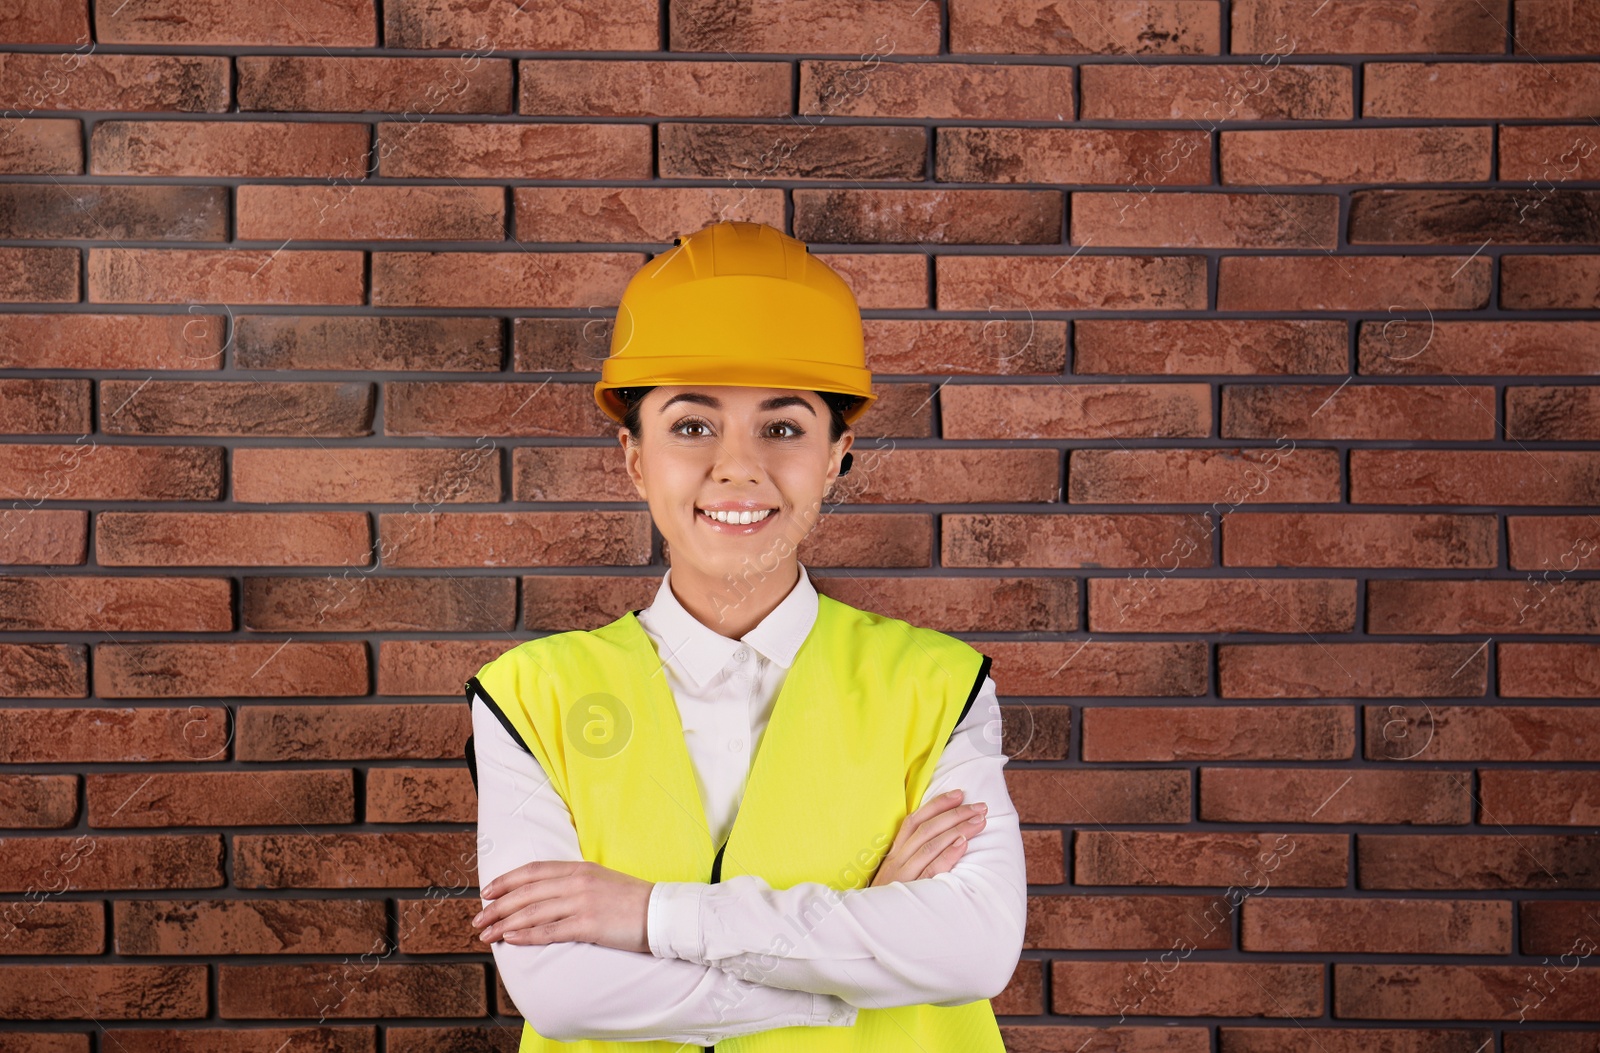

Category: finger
[914, 831, 972, 880]
[901, 802, 986, 863]
[900, 823, 972, 878]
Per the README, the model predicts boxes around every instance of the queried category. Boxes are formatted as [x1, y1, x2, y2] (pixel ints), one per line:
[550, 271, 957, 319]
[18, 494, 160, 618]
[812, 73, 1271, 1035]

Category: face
[621, 385, 853, 586]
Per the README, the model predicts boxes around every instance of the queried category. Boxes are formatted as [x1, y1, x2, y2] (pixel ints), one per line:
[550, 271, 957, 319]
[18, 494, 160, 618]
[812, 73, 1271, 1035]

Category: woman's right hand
[869, 789, 987, 887]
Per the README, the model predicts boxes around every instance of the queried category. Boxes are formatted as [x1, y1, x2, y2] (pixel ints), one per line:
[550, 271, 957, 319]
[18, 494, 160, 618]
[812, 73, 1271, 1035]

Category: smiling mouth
[697, 507, 776, 525]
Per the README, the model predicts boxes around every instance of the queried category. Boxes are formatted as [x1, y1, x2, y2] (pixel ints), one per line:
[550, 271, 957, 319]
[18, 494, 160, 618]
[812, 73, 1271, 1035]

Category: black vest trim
[465, 674, 534, 756]
[949, 651, 992, 745]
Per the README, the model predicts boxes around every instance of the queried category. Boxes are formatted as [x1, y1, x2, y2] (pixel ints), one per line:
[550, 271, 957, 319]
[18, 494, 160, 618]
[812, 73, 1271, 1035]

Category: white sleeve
[646, 675, 1026, 1010]
[471, 693, 859, 1042]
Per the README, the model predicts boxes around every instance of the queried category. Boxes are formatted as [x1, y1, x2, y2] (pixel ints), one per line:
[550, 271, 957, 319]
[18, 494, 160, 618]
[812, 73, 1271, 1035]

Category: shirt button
[734, 648, 749, 661]
[729, 738, 745, 752]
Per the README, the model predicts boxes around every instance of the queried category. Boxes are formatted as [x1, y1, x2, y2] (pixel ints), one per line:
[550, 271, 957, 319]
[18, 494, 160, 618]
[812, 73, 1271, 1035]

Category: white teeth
[700, 508, 774, 525]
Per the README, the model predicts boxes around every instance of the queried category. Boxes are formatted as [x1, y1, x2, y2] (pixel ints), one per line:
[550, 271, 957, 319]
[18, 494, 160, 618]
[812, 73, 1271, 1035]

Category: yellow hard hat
[595, 220, 875, 426]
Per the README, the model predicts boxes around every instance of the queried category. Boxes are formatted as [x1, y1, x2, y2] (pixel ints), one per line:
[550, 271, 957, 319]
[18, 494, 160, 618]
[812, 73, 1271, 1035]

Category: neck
[667, 558, 801, 640]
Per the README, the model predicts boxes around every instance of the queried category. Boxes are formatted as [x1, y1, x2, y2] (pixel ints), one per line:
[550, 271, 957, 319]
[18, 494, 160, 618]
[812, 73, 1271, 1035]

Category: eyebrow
[658, 392, 817, 416]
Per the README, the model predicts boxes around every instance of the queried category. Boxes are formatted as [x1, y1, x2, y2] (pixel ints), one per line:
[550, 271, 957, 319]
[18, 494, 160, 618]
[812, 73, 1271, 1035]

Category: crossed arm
[470, 681, 1025, 1044]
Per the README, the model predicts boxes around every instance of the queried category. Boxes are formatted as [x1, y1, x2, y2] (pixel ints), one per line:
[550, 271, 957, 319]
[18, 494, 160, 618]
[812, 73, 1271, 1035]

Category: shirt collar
[636, 562, 819, 689]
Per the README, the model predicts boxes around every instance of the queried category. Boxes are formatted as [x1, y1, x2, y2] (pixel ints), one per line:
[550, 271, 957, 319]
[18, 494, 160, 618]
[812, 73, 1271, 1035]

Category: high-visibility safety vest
[464, 591, 1004, 1053]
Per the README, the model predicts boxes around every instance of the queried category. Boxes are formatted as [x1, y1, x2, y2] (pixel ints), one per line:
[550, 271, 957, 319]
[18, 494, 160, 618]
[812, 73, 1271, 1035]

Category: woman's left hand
[472, 861, 656, 954]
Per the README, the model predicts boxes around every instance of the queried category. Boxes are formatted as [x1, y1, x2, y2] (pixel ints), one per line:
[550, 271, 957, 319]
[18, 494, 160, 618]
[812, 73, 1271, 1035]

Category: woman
[463, 221, 1026, 1051]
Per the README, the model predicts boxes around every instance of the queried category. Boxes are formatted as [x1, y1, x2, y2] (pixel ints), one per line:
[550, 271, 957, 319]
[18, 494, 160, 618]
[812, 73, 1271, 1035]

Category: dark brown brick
[237, 55, 512, 113]
[659, 123, 925, 181]
[234, 315, 502, 372]
[96, 0, 377, 46]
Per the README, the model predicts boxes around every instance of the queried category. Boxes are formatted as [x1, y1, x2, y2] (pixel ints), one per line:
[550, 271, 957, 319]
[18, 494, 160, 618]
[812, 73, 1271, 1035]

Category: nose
[710, 425, 764, 485]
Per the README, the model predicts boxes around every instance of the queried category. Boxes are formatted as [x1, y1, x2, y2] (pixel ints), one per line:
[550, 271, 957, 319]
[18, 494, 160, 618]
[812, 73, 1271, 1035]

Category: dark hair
[614, 386, 863, 445]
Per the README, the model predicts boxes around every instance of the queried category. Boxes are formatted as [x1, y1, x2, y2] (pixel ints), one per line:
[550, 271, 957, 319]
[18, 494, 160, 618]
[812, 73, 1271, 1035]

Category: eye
[669, 415, 713, 438]
[766, 418, 806, 439]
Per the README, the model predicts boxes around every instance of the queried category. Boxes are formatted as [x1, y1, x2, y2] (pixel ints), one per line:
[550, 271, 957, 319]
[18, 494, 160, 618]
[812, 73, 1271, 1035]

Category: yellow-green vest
[464, 591, 1004, 1053]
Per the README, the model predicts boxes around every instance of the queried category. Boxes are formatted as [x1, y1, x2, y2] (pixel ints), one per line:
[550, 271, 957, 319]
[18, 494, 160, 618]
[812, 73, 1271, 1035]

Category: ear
[620, 427, 648, 500]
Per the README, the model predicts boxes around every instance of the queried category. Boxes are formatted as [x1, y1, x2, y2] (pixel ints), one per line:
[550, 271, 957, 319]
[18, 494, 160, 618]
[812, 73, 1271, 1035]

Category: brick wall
[3, 0, 1600, 1049]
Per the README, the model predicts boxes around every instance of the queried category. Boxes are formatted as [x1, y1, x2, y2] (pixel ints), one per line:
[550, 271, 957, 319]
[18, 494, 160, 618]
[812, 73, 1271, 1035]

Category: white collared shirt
[472, 562, 1025, 1044]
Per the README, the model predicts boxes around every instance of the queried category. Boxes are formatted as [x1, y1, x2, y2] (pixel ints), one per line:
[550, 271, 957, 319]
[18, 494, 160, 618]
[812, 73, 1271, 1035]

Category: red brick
[1351, 449, 1600, 505]
[796, 188, 1061, 244]
[1, 0, 90, 43]
[1075, 831, 1347, 887]
[99, 380, 373, 436]
[396, 896, 482, 953]
[1222, 127, 1492, 184]
[1082, 705, 1355, 762]
[96, 1027, 366, 1052]
[1055, 959, 1323, 1017]
[1201, 767, 1471, 823]
[367, 767, 474, 824]
[234, 315, 503, 372]
[1234, 0, 1506, 54]
[115, 898, 384, 955]
[96, 0, 376, 46]
[1359, 320, 1600, 375]
[981, 640, 1208, 697]
[1479, 770, 1600, 826]
[0, 118, 82, 174]
[938, 253, 1207, 311]
[1081, 63, 1353, 121]
[812, 575, 1074, 633]
[219, 960, 484, 1017]
[376, 121, 649, 179]
[1366, 703, 1600, 762]
[236, 702, 468, 762]
[0, 313, 225, 369]
[0, 246, 77, 302]
[0, 443, 221, 501]
[952, 1, 1220, 55]
[938, 127, 1210, 185]
[1505, 515, 1600, 572]
[370, 251, 640, 308]
[97, 512, 371, 567]
[385, 0, 656, 50]
[1076, 318, 1346, 375]
[1222, 512, 1497, 569]
[242, 575, 516, 633]
[943, 382, 1210, 439]
[1517, 0, 1600, 53]
[386, 380, 605, 436]
[0, 706, 229, 763]
[513, 186, 784, 243]
[1337, 962, 1600, 1018]
[1219, 642, 1488, 697]
[1519, 899, 1600, 956]
[0, 642, 87, 696]
[0, 184, 226, 242]
[377, 511, 652, 568]
[0, 772, 78, 829]
[1356, 825, 1593, 883]
[1372, 579, 1600, 635]
[1073, 191, 1339, 248]
[377, 639, 509, 695]
[1090, 576, 1358, 632]
[91, 120, 370, 178]
[1508, 385, 1600, 440]
[231, 832, 480, 891]
[660, 122, 926, 182]
[0, 377, 90, 433]
[1219, 255, 1491, 311]
[865, 318, 1068, 375]
[0, 509, 87, 567]
[0, 53, 228, 112]
[0, 963, 208, 1018]
[521, 59, 790, 117]
[232, 447, 500, 504]
[1352, 188, 1600, 245]
[1502, 254, 1600, 309]
[1010, 768, 1189, 824]
[236, 185, 503, 242]
[1029, 891, 1235, 951]
[88, 249, 364, 305]
[673, 0, 938, 54]
[801, 60, 1073, 120]
[238, 55, 512, 113]
[1367, 62, 1600, 119]
[87, 770, 354, 827]
[0, 899, 100, 953]
[94, 641, 367, 699]
[1069, 446, 1339, 504]
[0, 575, 231, 633]
[943, 512, 1204, 569]
[0, 834, 223, 892]
[1222, 383, 1495, 440]
[1499, 124, 1600, 183]
[1243, 897, 1510, 954]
